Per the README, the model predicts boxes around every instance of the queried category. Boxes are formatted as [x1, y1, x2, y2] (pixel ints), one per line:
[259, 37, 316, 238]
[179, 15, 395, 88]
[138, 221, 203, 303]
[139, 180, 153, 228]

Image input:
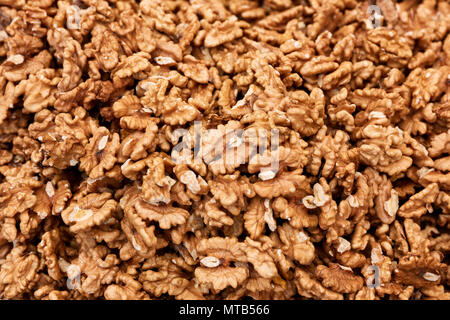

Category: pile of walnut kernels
[0, 0, 449, 300]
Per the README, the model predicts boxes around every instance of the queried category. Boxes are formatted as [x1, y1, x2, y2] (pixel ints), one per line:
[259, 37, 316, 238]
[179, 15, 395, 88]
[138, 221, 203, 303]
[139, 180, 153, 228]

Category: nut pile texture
[0, 0, 449, 300]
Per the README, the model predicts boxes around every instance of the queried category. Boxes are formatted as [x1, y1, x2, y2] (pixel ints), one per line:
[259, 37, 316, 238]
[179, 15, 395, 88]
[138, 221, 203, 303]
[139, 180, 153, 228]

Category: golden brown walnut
[398, 183, 439, 219]
[358, 125, 421, 176]
[117, 124, 159, 163]
[47, 28, 86, 92]
[79, 127, 120, 179]
[193, 237, 250, 292]
[112, 52, 152, 80]
[140, 155, 176, 205]
[300, 56, 339, 78]
[61, 192, 117, 233]
[119, 187, 160, 258]
[28, 107, 98, 169]
[196, 266, 249, 292]
[0, 162, 41, 220]
[112, 94, 160, 131]
[244, 197, 272, 239]
[37, 229, 63, 281]
[364, 28, 412, 68]
[244, 237, 278, 279]
[195, 121, 247, 175]
[140, 79, 200, 126]
[0, 245, 40, 299]
[195, 197, 234, 228]
[209, 173, 254, 216]
[307, 126, 356, 181]
[394, 255, 445, 288]
[196, 237, 247, 263]
[1, 50, 52, 83]
[204, 16, 247, 48]
[285, 88, 325, 137]
[254, 169, 311, 199]
[105, 272, 149, 300]
[294, 268, 343, 300]
[316, 263, 364, 294]
[278, 223, 315, 265]
[174, 164, 209, 197]
[405, 66, 449, 110]
[375, 175, 399, 224]
[71, 241, 120, 297]
[15, 69, 60, 114]
[135, 200, 189, 230]
[272, 196, 318, 229]
[138, 253, 190, 297]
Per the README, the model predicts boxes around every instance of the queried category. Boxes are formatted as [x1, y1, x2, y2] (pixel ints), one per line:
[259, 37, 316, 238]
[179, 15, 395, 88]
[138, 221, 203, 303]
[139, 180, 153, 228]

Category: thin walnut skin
[0, 0, 449, 300]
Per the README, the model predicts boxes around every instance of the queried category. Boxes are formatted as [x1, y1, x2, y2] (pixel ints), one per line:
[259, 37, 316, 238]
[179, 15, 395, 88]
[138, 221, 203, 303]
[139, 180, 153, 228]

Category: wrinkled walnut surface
[0, 0, 449, 300]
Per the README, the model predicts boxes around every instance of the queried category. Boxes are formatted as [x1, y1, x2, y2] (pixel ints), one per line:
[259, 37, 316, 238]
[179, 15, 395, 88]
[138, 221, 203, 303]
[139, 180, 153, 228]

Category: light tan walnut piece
[421, 285, 450, 300]
[112, 52, 152, 80]
[394, 255, 446, 289]
[119, 186, 161, 258]
[70, 239, 120, 298]
[195, 121, 248, 175]
[32, 180, 72, 218]
[294, 268, 343, 300]
[174, 164, 208, 197]
[195, 266, 249, 293]
[46, 28, 86, 92]
[244, 197, 272, 239]
[105, 272, 150, 300]
[112, 94, 160, 131]
[37, 229, 64, 282]
[405, 66, 449, 110]
[1, 51, 52, 83]
[306, 126, 356, 180]
[278, 223, 315, 265]
[79, 127, 120, 179]
[272, 197, 318, 229]
[28, 107, 98, 169]
[312, 178, 339, 237]
[254, 169, 311, 199]
[140, 78, 200, 126]
[244, 237, 279, 279]
[141, 154, 176, 205]
[14, 69, 61, 114]
[0, 162, 41, 221]
[195, 197, 234, 228]
[194, 237, 249, 292]
[241, 273, 297, 300]
[375, 174, 399, 224]
[358, 125, 418, 176]
[300, 56, 339, 78]
[363, 28, 413, 68]
[209, 173, 254, 216]
[316, 263, 364, 294]
[61, 192, 117, 233]
[204, 16, 248, 48]
[117, 124, 159, 163]
[0, 245, 40, 299]
[134, 199, 189, 231]
[397, 183, 439, 219]
[284, 88, 326, 137]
